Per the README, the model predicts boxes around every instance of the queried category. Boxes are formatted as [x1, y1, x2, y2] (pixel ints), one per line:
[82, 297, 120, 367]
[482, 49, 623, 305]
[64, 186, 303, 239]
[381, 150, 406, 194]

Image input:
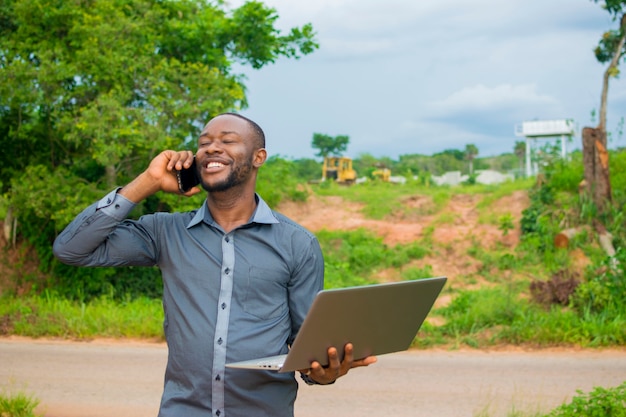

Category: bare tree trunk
[106, 164, 117, 188]
[582, 127, 612, 213]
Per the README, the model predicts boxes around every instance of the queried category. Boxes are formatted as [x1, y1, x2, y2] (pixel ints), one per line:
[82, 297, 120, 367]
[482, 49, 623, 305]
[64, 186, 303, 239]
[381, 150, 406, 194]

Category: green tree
[0, 0, 317, 297]
[514, 140, 526, 175]
[311, 133, 349, 158]
[292, 158, 322, 181]
[464, 144, 479, 175]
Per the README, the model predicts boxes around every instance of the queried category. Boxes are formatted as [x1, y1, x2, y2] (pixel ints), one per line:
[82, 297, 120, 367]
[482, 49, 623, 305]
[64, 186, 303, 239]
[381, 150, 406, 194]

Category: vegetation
[1, 1, 623, 415]
[0, 389, 41, 417]
[0, 0, 317, 300]
[311, 133, 350, 158]
[2, 148, 625, 348]
[545, 381, 626, 417]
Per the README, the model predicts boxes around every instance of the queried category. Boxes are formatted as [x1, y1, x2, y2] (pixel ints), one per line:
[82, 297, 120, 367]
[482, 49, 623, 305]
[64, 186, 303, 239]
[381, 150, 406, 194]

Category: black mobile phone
[176, 158, 200, 193]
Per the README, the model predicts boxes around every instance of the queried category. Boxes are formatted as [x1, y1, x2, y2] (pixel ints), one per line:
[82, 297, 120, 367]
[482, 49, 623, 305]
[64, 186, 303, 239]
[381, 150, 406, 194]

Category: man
[53, 113, 376, 417]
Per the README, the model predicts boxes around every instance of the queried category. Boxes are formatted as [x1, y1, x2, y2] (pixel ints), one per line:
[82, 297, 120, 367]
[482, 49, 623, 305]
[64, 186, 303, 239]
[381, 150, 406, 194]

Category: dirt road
[1, 338, 625, 417]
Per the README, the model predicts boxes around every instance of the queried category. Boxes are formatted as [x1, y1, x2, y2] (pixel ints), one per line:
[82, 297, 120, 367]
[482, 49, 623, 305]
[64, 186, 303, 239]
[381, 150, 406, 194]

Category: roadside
[1, 337, 625, 417]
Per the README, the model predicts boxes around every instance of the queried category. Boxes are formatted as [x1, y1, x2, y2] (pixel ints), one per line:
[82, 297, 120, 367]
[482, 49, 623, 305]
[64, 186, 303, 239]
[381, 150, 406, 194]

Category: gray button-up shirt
[53, 189, 325, 417]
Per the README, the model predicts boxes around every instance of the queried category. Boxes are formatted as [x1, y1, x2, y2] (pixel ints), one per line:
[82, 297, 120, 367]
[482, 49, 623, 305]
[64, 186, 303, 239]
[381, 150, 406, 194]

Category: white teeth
[206, 162, 224, 168]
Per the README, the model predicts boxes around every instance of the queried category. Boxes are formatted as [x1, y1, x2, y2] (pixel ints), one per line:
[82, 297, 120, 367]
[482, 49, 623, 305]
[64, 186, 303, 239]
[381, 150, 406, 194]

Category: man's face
[195, 115, 259, 193]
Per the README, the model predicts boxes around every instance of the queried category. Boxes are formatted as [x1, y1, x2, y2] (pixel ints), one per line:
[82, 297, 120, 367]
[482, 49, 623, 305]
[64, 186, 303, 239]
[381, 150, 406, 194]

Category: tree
[311, 133, 349, 158]
[583, 0, 626, 212]
[1, 0, 317, 209]
[0, 0, 318, 297]
[464, 144, 479, 175]
[514, 140, 526, 175]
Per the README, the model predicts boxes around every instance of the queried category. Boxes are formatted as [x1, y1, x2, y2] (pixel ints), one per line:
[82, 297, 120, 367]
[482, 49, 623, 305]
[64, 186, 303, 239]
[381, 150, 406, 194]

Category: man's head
[195, 113, 267, 193]
[220, 112, 266, 150]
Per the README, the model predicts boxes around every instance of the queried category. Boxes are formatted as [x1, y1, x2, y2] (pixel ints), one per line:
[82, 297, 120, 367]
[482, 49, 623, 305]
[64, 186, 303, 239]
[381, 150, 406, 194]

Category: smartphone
[176, 158, 200, 193]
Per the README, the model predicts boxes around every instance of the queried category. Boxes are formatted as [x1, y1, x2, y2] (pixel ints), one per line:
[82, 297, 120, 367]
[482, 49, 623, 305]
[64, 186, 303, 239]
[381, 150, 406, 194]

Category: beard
[199, 156, 254, 193]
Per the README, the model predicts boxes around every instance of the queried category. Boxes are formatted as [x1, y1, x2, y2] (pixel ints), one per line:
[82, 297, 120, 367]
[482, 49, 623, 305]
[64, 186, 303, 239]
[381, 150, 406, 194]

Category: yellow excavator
[322, 156, 357, 184]
[371, 167, 391, 182]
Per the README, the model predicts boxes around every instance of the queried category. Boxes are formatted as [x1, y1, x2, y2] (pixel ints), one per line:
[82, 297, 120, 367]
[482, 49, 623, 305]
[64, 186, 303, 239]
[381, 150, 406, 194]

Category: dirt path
[1, 338, 625, 417]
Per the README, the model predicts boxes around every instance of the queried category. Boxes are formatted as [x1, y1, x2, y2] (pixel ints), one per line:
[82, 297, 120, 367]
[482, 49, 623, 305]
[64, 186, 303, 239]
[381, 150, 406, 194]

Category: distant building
[514, 119, 576, 177]
[431, 170, 513, 186]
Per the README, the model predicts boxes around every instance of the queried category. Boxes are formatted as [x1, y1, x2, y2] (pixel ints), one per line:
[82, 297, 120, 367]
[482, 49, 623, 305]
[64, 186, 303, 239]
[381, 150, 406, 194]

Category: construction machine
[322, 156, 357, 184]
[371, 167, 391, 182]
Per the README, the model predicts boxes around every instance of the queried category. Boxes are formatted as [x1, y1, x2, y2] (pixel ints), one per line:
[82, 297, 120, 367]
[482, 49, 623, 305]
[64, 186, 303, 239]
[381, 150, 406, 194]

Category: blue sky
[230, 0, 626, 160]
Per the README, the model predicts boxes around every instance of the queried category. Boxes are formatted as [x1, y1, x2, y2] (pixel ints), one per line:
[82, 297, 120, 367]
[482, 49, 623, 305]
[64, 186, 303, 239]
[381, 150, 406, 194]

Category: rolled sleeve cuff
[97, 188, 136, 221]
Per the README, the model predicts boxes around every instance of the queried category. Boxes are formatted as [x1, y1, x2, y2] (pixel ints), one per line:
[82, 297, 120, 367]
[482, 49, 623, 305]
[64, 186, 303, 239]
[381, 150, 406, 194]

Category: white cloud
[230, 0, 626, 159]
[431, 83, 559, 113]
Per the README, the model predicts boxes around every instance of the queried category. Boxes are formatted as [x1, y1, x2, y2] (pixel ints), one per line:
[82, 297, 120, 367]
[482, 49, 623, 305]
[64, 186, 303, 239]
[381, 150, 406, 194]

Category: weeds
[0, 389, 41, 417]
[545, 381, 626, 417]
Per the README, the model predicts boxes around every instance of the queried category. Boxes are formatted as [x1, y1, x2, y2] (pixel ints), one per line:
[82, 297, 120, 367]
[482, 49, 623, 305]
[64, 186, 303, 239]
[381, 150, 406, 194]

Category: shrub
[545, 381, 626, 417]
[572, 247, 626, 317]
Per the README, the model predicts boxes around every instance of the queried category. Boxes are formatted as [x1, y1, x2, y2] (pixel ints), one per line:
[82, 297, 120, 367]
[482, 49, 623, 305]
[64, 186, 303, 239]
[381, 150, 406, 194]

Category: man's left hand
[300, 343, 377, 385]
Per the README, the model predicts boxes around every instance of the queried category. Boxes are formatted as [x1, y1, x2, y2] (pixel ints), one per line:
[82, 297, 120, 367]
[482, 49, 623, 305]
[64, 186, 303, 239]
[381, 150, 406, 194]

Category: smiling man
[53, 113, 375, 417]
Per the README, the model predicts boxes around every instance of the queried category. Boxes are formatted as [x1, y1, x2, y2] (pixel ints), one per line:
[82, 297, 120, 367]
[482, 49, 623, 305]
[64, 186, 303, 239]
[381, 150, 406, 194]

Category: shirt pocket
[243, 266, 288, 320]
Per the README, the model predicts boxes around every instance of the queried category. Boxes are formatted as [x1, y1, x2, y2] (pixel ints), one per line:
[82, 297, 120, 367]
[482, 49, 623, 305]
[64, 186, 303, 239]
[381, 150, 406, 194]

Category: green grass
[0, 389, 41, 417]
[421, 287, 626, 348]
[0, 293, 164, 340]
[313, 180, 452, 219]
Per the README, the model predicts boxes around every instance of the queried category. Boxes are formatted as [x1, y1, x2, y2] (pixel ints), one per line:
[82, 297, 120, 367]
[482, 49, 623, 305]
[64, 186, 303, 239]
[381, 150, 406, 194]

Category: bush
[572, 247, 626, 317]
[545, 381, 626, 417]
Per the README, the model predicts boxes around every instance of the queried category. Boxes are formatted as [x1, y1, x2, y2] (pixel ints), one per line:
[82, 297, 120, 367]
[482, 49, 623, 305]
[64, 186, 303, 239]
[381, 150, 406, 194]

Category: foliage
[291, 157, 321, 182]
[464, 143, 479, 175]
[572, 247, 626, 317]
[256, 156, 309, 207]
[316, 228, 430, 280]
[497, 213, 515, 236]
[544, 381, 626, 417]
[311, 133, 349, 158]
[0, 292, 164, 339]
[591, 0, 626, 66]
[0, 0, 317, 298]
[0, 389, 41, 417]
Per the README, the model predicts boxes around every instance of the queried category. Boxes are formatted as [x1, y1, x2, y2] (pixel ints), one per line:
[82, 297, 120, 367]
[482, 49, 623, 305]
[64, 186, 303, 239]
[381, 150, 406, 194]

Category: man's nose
[203, 140, 224, 153]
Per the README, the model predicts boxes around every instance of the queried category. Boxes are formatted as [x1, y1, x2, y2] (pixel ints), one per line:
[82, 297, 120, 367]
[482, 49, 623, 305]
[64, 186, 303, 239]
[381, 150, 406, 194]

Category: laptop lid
[227, 276, 446, 373]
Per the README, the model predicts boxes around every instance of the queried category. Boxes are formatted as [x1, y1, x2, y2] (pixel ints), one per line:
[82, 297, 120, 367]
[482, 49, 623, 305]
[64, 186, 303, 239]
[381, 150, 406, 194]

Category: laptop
[226, 276, 446, 373]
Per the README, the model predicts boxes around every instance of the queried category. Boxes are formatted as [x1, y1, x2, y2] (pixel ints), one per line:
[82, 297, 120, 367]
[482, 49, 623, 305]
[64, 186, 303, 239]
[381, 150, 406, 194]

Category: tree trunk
[554, 227, 589, 249]
[106, 164, 117, 189]
[582, 127, 612, 213]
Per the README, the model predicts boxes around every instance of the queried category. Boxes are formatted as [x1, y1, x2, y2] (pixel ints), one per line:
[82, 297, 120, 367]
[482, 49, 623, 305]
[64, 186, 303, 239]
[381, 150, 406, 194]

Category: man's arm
[53, 150, 200, 266]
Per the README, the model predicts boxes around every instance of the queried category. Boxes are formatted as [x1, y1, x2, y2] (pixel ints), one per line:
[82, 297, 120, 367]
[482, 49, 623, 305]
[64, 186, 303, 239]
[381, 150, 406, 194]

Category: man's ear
[253, 148, 267, 168]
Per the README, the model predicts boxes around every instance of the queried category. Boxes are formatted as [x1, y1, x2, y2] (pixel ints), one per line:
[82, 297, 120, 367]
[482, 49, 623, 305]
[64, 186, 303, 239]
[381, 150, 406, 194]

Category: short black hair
[219, 112, 266, 149]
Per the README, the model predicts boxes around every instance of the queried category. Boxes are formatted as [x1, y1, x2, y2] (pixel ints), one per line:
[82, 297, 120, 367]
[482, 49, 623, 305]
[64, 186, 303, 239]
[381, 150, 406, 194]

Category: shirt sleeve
[53, 188, 159, 267]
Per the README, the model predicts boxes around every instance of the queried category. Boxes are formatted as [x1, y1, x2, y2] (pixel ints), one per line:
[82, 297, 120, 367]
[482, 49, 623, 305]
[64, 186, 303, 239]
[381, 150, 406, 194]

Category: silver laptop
[226, 276, 446, 373]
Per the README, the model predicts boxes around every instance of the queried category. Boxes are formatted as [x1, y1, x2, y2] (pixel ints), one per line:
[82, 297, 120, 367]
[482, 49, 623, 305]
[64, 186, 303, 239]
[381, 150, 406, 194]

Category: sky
[229, 0, 626, 160]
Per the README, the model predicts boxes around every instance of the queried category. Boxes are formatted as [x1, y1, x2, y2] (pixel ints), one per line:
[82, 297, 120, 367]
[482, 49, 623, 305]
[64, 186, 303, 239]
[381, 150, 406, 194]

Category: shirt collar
[187, 193, 279, 229]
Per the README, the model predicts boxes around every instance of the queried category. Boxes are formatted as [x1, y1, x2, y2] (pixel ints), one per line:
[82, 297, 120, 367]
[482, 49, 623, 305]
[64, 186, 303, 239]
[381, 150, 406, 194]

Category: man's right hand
[120, 150, 202, 203]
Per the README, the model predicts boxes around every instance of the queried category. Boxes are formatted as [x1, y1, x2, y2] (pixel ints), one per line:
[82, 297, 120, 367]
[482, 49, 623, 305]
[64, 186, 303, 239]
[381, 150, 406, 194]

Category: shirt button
[216, 410, 221, 416]
[225, 236, 230, 243]
[217, 337, 223, 345]
[215, 374, 221, 381]
[221, 302, 227, 310]
[224, 267, 230, 274]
